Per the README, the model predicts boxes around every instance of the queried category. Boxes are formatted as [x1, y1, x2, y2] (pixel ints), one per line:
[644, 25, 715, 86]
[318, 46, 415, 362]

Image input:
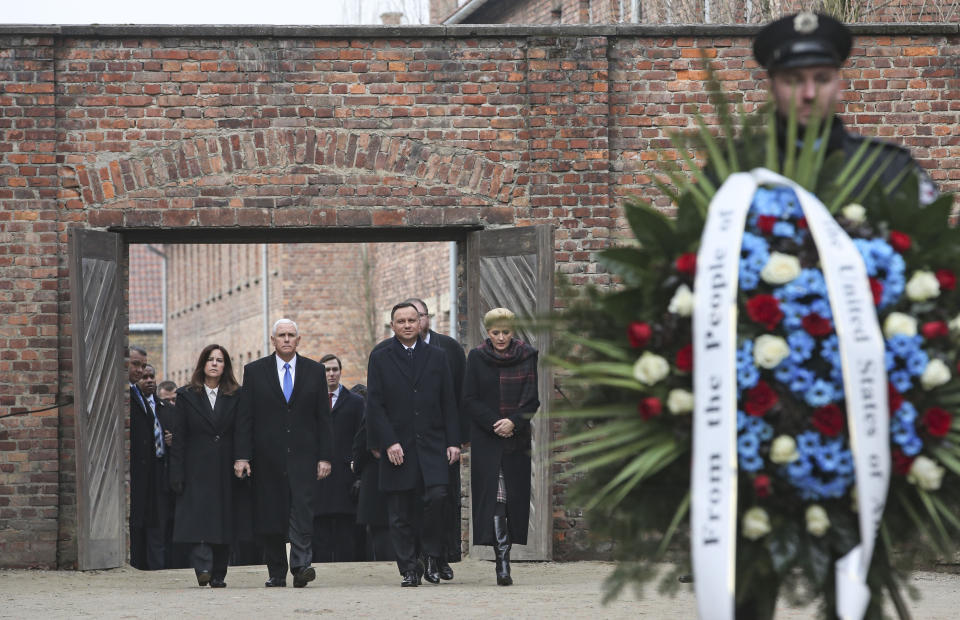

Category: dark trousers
[190, 542, 230, 580]
[263, 484, 314, 579]
[365, 524, 395, 561]
[387, 484, 446, 574]
[312, 514, 357, 563]
[443, 462, 462, 562]
[130, 525, 165, 570]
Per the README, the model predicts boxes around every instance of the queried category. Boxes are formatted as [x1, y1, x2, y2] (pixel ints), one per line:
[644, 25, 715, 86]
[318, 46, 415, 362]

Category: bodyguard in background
[234, 319, 333, 588]
[351, 391, 395, 562]
[169, 344, 241, 588]
[312, 354, 364, 563]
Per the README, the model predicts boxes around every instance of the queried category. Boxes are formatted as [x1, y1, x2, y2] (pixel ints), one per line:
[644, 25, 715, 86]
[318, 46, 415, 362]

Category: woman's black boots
[493, 515, 512, 585]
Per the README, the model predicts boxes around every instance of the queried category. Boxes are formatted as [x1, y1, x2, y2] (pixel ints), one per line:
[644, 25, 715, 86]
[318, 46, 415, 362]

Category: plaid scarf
[477, 338, 538, 419]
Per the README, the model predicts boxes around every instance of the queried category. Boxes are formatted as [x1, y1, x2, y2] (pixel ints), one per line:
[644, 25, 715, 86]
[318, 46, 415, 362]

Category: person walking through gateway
[461, 308, 540, 586]
[169, 344, 241, 588]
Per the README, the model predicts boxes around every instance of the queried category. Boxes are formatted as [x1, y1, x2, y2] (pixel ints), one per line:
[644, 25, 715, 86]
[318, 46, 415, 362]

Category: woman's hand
[493, 418, 515, 437]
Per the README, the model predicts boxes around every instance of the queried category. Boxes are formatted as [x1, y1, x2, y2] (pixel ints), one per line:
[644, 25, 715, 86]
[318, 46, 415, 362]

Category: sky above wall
[2, 0, 430, 25]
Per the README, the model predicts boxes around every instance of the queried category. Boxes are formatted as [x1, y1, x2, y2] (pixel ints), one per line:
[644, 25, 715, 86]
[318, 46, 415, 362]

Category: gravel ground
[2, 559, 959, 618]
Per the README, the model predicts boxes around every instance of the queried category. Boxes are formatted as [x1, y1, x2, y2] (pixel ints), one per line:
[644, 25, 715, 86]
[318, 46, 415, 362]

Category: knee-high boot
[493, 515, 512, 586]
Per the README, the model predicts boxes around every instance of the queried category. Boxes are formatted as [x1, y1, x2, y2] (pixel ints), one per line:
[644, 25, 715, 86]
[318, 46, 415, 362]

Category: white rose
[633, 352, 670, 386]
[753, 335, 790, 369]
[841, 203, 866, 223]
[668, 284, 694, 317]
[805, 504, 831, 537]
[950, 313, 960, 336]
[905, 271, 940, 302]
[907, 456, 945, 491]
[883, 312, 917, 338]
[667, 389, 694, 414]
[742, 507, 772, 540]
[921, 358, 951, 390]
[760, 252, 801, 285]
[770, 435, 799, 464]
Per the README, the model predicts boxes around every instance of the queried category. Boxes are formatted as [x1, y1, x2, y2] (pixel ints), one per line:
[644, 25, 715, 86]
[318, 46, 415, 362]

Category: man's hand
[163, 430, 173, 447]
[386, 443, 404, 466]
[447, 445, 461, 464]
[317, 460, 332, 480]
[493, 418, 515, 437]
[234, 459, 251, 479]
[370, 448, 381, 459]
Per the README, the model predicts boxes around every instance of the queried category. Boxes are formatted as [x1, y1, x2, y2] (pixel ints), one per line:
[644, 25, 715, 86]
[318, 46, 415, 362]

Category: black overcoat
[129, 384, 167, 529]
[352, 414, 388, 527]
[169, 386, 239, 544]
[462, 346, 540, 545]
[313, 386, 363, 516]
[365, 338, 459, 492]
[235, 353, 333, 537]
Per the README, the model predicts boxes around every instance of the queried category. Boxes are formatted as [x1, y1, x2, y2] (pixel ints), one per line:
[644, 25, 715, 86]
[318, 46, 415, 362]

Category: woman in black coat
[462, 308, 539, 586]
[169, 344, 241, 588]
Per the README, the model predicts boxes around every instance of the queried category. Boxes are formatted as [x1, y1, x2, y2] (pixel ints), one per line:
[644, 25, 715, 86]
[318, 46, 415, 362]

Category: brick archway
[65, 128, 526, 230]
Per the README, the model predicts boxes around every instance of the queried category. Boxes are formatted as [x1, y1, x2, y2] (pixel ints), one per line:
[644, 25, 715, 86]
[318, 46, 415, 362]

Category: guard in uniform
[753, 11, 938, 205]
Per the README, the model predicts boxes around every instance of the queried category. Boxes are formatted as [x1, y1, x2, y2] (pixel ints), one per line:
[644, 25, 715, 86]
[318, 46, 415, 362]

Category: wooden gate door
[466, 225, 554, 561]
[69, 229, 126, 569]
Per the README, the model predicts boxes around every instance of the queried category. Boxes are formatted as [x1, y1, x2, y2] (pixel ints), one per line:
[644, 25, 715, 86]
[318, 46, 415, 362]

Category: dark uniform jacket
[235, 353, 333, 537]
[129, 384, 167, 529]
[365, 337, 459, 492]
[313, 386, 363, 516]
[169, 385, 239, 545]
[352, 414, 388, 527]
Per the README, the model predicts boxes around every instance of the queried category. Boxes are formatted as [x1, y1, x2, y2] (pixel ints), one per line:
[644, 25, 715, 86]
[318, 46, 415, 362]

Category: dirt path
[2, 559, 959, 618]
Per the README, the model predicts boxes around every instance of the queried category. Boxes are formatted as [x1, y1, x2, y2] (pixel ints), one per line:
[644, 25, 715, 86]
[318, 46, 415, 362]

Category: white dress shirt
[329, 384, 341, 410]
[206, 385, 219, 410]
[276, 354, 297, 387]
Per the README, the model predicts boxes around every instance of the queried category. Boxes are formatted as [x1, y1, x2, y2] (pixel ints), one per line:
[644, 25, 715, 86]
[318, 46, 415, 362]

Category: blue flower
[747, 416, 774, 441]
[788, 331, 815, 363]
[805, 379, 836, 407]
[740, 453, 764, 472]
[789, 368, 815, 393]
[738, 433, 759, 456]
[907, 350, 929, 377]
[889, 370, 913, 393]
[772, 221, 795, 237]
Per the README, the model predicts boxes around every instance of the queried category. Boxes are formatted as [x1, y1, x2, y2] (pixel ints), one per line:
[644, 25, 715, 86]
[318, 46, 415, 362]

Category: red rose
[921, 321, 949, 340]
[675, 344, 693, 373]
[889, 230, 911, 253]
[744, 381, 778, 417]
[796, 217, 808, 229]
[756, 215, 777, 234]
[812, 404, 844, 438]
[936, 269, 957, 291]
[675, 252, 697, 275]
[802, 312, 833, 338]
[627, 321, 652, 348]
[746, 295, 783, 330]
[869, 278, 884, 306]
[892, 448, 914, 476]
[922, 407, 952, 438]
[753, 474, 772, 499]
[638, 397, 662, 420]
[888, 384, 903, 416]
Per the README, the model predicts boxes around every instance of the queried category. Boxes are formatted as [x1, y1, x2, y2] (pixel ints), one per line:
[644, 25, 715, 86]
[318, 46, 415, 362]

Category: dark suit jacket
[170, 385, 239, 545]
[129, 384, 167, 528]
[313, 386, 363, 516]
[352, 414, 388, 527]
[235, 353, 333, 536]
[365, 337, 459, 492]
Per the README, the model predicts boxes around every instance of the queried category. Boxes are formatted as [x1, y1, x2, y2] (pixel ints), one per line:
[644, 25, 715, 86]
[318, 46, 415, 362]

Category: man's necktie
[329, 392, 334, 410]
[406, 347, 414, 361]
[283, 363, 293, 403]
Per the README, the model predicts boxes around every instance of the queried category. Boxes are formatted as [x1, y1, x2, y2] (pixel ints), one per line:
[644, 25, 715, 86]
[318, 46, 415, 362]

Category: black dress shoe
[437, 558, 454, 581]
[196, 571, 211, 587]
[210, 578, 226, 588]
[292, 566, 316, 588]
[264, 577, 287, 587]
[400, 570, 419, 587]
[423, 556, 441, 584]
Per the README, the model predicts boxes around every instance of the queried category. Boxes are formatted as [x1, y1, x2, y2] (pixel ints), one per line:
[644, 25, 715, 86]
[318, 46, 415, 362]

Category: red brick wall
[0, 25, 956, 567]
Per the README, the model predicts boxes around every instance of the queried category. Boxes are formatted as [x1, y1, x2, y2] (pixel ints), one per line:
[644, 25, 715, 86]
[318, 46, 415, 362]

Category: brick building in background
[0, 22, 957, 569]
[159, 241, 451, 389]
[127, 245, 164, 379]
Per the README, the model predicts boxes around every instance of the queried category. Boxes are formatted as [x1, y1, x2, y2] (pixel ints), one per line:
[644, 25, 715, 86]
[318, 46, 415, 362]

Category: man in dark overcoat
[366, 302, 460, 587]
[352, 409, 394, 561]
[234, 319, 333, 588]
[128, 346, 168, 570]
[312, 354, 363, 563]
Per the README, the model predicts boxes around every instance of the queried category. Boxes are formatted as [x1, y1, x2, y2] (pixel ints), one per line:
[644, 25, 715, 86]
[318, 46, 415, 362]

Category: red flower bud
[753, 474, 772, 499]
[889, 230, 911, 253]
[888, 383, 903, 416]
[756, 215, 777, 234]
[921, 321, 949, 340]
[936, 269, 957, 291]
[675, 344, 693, 373]
[638, 397, 662, 420]
[627, 322, 652, 348]
[869, 278, 884, 306]
[746, 295, 784, 330]
[796, 217, 808, 229]
[675, 252, 697, 275]
[744, 381, 778, 417]
[802, 312, 833, 338]
[892, 448, 914, 476]
[812, 404, 844, 438]
[922, 407, 952, 438]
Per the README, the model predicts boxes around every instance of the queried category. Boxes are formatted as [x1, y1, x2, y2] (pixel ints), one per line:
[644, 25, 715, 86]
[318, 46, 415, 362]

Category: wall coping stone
[0, 23, 956, 39]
